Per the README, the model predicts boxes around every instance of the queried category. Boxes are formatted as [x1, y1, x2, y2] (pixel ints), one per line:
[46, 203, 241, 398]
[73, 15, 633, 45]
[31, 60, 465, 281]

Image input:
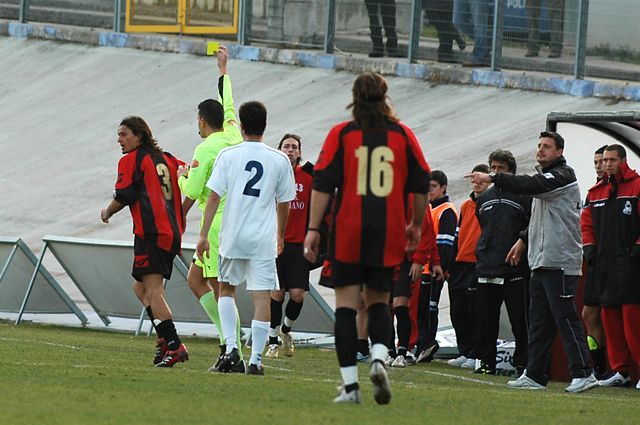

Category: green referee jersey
[178, 74, 242, 211]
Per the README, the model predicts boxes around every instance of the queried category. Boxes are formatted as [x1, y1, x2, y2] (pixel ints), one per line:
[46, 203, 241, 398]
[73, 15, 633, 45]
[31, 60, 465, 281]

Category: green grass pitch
[1, 321, 638, 424]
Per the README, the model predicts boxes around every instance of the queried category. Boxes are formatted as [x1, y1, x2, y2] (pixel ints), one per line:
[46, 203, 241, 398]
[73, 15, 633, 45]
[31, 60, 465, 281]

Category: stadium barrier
[39, 235, 334, 334]
[0, 237, 87, 325]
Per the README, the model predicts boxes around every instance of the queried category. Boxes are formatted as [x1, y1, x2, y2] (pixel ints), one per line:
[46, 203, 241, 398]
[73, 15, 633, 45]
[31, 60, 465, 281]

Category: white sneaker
[447, 355, 467, 367]
[264, 344, 280, 358]
[405, 351, 417, 365]
[461, 358, 476, 369]
[369, 360, 392, 405]
[598, 372, 631, 387]
[279, 329, 294, 357]
[636, 379, 640, 389]
[506, 372, 546, 390]
[334, 386, 361, 404]
[565, 373, 598, 393]
[384, 356, 394, 367]
[391, 355, 407, 368]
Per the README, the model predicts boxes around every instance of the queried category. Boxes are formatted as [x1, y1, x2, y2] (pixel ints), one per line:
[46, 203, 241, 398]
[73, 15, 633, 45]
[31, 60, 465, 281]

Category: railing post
[574, 0, 589, 79]
[324, 0, 336, 54]
[408, 0, 422, 63]
[113, 0, 122, 32]
[238, 0, 252, 45]
[19, 0, 30, 23]
[490, 0, 504, 71]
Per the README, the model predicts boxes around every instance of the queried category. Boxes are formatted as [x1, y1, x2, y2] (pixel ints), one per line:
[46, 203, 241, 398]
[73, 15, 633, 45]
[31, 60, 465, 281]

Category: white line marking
[0, 336, 83, 350]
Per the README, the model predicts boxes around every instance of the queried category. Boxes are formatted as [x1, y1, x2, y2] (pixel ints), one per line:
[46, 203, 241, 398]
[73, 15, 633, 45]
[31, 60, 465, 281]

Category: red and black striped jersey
[314, 120, 431, 267]
[285, 163, 314, 243]
[115, 146, 183, 254]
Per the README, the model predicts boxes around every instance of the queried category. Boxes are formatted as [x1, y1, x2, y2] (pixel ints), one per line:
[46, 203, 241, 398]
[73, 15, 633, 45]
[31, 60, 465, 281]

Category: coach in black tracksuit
[474, 149, 532, 375]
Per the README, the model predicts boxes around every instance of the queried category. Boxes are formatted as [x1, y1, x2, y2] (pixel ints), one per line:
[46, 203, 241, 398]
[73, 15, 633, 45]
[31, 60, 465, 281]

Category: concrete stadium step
[2, 0, 113, 12]
[0, 0, 114, 28]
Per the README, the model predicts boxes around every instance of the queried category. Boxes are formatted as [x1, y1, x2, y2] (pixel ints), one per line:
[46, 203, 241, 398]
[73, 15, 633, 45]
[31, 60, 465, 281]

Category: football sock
[357, 339, 370, 356]
[341, 367, 359, 392]
[218, 296, 238, 352]
[199, 291, 224, 343]
[250, 320, 269, 367]
[235, 307, 244, 360]
[145, 306, 158, 333]
[156, 319, 181, 350]
[368, 302, 392, 363]
[281, 299, 304, 334]
[587, 335, 606, 373]
[335, 307, 358, 367]
[268, 327, 279, 345]
[270, 298, 284, 328]
[394, 306, 410, 357]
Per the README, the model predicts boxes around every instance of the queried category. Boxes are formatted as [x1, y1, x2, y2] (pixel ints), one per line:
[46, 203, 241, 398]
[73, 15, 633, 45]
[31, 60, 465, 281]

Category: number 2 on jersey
[355, 146, 394, 197]
[243, 160, 263, 197]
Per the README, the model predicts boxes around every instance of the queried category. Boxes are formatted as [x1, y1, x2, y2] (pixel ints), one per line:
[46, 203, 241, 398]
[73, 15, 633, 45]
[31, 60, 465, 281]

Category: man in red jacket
[389, 200, 443, 367]
[581, 144, 640, 389]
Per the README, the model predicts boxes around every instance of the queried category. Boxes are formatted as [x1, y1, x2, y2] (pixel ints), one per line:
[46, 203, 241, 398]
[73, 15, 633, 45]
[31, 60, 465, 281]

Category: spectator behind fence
[423, 0, 466, 63]
[468, 131, 597, 393]
[473, 150, 531, 376]
[581, 145, 615, 383]
[446, 163, 490, 370]
[526, 0, 564, 58]
[581, 144, 640, 389]
[303, 72, 431, 404]
[453, 0, 492, 67]
[365, 0, 402, 58]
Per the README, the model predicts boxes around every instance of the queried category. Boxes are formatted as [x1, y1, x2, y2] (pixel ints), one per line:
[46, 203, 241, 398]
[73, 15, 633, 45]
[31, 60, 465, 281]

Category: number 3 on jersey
[355, 146, 394, 197]
[243, 160, 263, 197]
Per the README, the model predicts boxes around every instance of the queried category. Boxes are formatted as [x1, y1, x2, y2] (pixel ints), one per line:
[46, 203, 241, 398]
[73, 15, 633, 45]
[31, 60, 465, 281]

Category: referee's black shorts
[276, 243, 310, 291]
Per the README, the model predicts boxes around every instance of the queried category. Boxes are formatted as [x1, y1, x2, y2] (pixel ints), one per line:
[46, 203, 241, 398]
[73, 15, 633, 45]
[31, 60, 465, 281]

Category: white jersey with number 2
[207, 141, 296, 260]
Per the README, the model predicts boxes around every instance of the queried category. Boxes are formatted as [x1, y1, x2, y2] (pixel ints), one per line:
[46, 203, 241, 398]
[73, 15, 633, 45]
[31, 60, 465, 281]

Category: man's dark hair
[605, 144, 627, 160]
[472, 163, 490, 174]
[278, 133, 302, 164]
[539, 131, 565, 150]
[431, 170, 448, 193]
[488, 149, 517, 174]
[239, 101, 267, 136]
[120, 116, 162, 153]
[197, 99, 224, 130]
[594, 145, 608, 155]
[348, 72, 398, 130]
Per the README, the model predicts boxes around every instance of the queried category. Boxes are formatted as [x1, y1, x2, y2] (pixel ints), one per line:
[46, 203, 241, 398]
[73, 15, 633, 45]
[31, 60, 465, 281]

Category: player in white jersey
[196, 101, 296, 375]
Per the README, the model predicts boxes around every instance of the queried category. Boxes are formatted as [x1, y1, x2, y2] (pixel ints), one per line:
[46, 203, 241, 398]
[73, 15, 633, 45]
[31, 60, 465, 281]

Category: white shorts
[218, 256, 279, 291]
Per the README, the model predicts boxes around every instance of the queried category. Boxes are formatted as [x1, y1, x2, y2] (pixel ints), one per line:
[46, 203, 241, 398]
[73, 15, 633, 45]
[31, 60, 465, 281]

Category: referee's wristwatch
[489, 172, 497, 182]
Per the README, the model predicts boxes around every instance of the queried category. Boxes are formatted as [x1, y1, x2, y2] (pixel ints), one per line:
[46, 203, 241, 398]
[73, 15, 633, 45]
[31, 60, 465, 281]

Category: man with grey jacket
[468, 131, 597, 393]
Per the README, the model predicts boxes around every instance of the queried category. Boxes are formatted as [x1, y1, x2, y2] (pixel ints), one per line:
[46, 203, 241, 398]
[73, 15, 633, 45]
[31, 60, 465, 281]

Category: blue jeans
[453, 0, 492, 61]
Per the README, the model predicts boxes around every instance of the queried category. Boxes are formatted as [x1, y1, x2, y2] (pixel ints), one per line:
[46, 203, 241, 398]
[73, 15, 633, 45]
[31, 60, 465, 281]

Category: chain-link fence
[4, 0, 640, 80]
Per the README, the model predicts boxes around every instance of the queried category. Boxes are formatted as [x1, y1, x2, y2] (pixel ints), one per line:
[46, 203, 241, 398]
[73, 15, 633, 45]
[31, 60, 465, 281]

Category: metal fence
[6, 0, 640, 81]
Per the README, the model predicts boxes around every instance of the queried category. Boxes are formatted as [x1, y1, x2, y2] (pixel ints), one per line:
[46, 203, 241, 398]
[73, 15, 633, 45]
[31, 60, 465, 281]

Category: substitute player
[196, 101, 295, 375]
[304, 72, 431, 404]
[178, 45, 245, 371]
[101, 116, 187, 368]
[265, 133, 314, 358]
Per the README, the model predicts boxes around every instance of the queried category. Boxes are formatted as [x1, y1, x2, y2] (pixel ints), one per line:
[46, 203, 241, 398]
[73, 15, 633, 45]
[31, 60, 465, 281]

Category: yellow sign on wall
[126, 0, 239, 35]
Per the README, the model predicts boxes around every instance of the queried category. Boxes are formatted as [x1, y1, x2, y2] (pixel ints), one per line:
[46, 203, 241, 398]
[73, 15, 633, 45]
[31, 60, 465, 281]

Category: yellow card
[207, 41, 220, 56]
